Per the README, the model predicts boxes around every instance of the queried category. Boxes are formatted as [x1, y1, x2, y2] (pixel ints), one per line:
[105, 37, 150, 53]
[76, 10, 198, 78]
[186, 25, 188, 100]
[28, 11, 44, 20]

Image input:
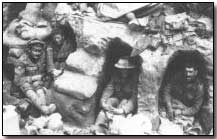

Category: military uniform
[10, 39, 56, 115]
[163, 72, 205, 116]
[161, 72, 205, 135]
[12, 52, 46, 93]
[47, 40, 74, 71]
[100, 73, 138, 115]
[94, 70, 139, 134]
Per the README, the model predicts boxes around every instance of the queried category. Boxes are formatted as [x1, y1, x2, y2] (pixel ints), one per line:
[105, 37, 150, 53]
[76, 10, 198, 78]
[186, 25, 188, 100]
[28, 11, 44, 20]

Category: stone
[109, 113, 157, 135]
[66, 49, 104, 77]
[196, 16, 213, 31]
[165, 12, 189, 30]
[47, 113, 63, 131]
[54, 70, 98, 100]
[3, 105, 21, 135]
[158, 117, 183, 135]
[50, 89, 97, 127]
[96, 3, 153, 19]
[66, 13, 151, 53]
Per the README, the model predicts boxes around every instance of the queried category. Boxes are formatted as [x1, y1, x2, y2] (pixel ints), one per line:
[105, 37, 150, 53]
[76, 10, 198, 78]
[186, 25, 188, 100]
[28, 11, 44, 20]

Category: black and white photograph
[2, 2, 214, 135]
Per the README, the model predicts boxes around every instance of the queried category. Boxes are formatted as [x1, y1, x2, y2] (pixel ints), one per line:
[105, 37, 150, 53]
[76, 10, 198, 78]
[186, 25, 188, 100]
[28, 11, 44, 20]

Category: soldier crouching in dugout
[93, 56, 142, 135]
[12, 39, 58, 115]
[46, 26, 76, 71]
[161, 61, 207, 134]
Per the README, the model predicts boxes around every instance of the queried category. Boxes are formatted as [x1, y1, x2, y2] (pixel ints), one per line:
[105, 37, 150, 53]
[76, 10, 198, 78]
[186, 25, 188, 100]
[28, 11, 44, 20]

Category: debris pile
[3, 3, 213, 135]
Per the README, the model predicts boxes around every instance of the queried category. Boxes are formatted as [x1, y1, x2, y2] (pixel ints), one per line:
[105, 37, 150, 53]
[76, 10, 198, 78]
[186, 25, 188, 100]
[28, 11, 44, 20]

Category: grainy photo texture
[2, 2, 214, 135]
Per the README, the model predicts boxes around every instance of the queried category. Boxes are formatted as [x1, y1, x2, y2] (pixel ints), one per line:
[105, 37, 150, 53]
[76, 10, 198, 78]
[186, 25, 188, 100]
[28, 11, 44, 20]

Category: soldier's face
[30, 45, 43, 60]
[119, 69, 130, 79]
[185, 67, 198, 82]
[53, 34, 64, 46]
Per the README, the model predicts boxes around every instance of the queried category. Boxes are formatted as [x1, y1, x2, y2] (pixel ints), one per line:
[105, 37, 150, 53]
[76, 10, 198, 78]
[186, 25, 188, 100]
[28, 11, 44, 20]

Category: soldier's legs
[25, 90, 39, 103]
[36, 88, 56, 115]
[25, 89, 42, 113]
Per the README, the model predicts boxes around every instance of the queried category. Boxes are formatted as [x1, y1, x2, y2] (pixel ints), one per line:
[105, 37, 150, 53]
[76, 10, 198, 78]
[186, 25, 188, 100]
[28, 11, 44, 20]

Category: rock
[38, 129, 54, 135]
[109, 113, 154, 135]
[196, 16, 213, 31]
[165, 12, 189, 30]
[50, 89, 97, 127]
[138, 48, 170, 115]
[3, 105, 20, 135]
[96, 3, 151, 19]
[31, 116, 48, 129]
[158, 117, 183, 135]
[195, 38, 213, 56]
[66, 49, 104, 77]
[54, 70, 98, 100]
[67, 13, 151, 52]
[47, 113, 63, 131]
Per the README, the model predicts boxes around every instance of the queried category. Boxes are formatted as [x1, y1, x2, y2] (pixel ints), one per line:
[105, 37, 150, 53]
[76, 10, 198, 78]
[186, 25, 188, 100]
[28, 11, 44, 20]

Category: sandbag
[54, 70, 97, 100]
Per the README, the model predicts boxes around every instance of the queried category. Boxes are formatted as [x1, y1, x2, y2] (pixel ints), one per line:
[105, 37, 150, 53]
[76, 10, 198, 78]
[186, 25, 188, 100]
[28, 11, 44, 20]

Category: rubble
[158, 118, 183, 135]
[3, 3, 213, 135]
[109, 113, 157, 135]
[24, 113, 64, 135]
[96, 3, 155, 19]
[3, 105, 21, 135]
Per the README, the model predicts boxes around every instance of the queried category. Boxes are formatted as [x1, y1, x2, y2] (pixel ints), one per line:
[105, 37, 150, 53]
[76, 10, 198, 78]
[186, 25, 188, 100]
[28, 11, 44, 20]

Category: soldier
[162, 62, 205, 120]
[47, 26, 76, 72]
[93, 56, 142, 134]
[160, 60, 208, 135]
[12, 39, 56, 115]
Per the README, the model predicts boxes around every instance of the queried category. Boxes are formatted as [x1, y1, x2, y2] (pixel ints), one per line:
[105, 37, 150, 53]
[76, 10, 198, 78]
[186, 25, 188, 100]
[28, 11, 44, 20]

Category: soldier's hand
[109, 108, 124, 115]
[101, 100, 112, 111]
[52, 69, 63, 78]
[167, 108, 174, 121]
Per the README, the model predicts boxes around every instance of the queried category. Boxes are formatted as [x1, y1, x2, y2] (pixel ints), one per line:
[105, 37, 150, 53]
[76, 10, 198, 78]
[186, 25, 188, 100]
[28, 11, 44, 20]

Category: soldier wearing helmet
[12, 39, 56, 115]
